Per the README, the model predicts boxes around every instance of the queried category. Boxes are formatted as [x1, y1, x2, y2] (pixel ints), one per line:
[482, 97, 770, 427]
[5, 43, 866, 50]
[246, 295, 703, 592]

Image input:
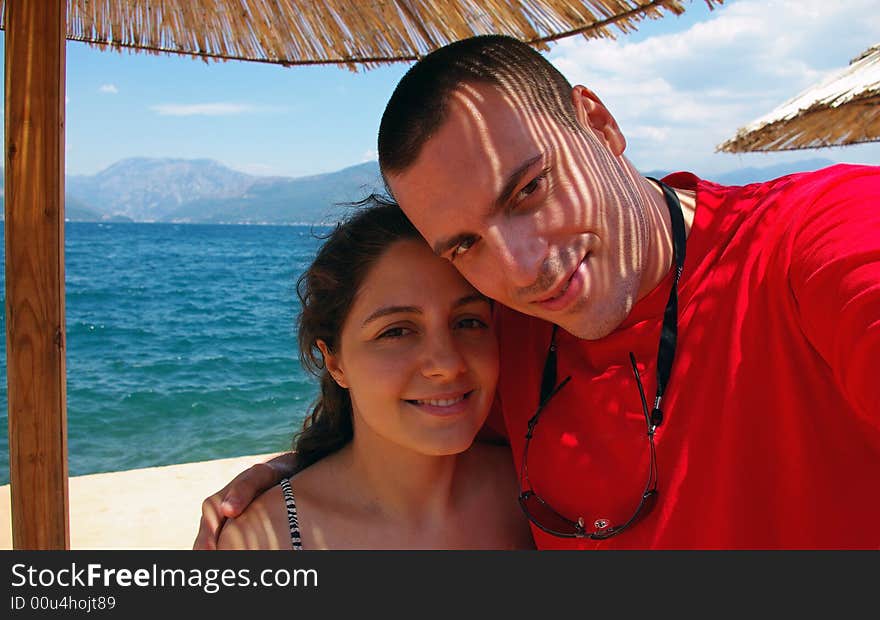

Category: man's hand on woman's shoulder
[192, 451, 298, 550]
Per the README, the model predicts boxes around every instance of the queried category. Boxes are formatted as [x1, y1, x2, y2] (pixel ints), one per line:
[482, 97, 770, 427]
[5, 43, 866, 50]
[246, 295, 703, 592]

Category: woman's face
[321, 238, 499, 456]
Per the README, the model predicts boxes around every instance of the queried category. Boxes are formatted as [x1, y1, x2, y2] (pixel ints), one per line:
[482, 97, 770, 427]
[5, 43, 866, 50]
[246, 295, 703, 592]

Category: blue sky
[2, 0, 878, 179]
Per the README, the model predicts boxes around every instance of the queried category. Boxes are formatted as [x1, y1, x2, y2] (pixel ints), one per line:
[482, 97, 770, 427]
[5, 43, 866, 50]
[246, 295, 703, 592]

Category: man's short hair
[378, 34, 579, 177]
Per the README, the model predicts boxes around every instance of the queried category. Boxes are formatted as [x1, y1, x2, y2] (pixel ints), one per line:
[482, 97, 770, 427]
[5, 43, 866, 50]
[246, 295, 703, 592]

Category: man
[196, 35, 880, 549]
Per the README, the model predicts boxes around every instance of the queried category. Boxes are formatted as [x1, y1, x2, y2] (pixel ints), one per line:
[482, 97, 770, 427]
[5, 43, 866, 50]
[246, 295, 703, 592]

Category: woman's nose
[420, 331, 467, 380]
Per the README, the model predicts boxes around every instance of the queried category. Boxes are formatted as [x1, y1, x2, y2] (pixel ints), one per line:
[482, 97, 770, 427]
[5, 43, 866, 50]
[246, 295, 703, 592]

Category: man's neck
[637, 175, 696, 302]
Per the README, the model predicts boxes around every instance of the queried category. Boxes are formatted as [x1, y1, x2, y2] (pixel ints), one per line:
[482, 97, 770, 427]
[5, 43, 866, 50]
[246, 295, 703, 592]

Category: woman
[217, 199, 533, 550]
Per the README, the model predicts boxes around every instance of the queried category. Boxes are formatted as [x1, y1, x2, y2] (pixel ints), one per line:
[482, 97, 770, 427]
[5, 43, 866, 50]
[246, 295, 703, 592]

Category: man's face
[386, 82, 650, 340]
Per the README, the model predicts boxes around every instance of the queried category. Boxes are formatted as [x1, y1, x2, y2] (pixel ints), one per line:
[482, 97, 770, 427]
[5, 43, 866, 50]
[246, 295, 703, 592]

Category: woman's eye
[456, 318, 488, 330]
[378, 327, 411, 339]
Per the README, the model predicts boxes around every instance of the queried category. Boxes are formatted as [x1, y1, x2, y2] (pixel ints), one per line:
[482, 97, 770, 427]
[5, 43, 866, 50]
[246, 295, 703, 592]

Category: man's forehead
[397, 88, 546, 193]
[444, 82, 541, 141]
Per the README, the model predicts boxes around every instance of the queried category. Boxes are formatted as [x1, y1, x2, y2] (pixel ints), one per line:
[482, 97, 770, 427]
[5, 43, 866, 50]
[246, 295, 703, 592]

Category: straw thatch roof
[0, 0, 722, 69]
[718, 43, 880, 153]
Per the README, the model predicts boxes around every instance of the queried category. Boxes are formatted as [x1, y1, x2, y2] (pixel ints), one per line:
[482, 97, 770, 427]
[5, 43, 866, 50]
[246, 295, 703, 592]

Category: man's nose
[486, 221, 549, 289]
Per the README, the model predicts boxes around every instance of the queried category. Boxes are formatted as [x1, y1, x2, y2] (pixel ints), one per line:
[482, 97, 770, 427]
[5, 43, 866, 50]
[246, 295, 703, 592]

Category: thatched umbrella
[1, 0, 722, 549]
[5, 0, 721, 67]
[717, 43, 880, 153]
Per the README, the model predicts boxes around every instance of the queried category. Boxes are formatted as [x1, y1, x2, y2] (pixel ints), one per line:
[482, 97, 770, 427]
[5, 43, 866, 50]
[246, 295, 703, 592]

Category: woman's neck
[336, 429, 465, 528]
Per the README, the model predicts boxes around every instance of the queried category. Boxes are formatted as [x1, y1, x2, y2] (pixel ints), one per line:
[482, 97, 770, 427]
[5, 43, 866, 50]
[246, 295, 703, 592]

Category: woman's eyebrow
[361, 294, 488, 327]
[361, 305, 421, 327]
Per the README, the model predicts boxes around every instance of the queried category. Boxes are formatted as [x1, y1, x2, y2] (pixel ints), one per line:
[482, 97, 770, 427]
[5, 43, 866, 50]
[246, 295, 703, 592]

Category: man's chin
[557, 318, 617, 341]
[546, 299, 633, 341]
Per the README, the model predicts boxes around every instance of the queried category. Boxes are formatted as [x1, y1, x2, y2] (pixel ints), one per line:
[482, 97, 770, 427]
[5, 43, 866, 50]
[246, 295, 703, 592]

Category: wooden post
[5, 0, 69, 549]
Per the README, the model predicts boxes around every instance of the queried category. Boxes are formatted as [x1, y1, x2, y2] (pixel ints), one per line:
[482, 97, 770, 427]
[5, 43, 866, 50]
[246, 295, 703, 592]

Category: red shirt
[494, 165, 880, 549]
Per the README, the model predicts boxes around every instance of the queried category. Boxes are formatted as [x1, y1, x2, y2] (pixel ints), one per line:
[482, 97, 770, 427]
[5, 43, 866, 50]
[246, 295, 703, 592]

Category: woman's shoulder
[217, 483, 289, 550]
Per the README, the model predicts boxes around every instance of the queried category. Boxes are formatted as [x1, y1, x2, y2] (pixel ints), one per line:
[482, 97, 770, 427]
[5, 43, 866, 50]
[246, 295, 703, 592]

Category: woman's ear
[317, 340, 349, 388]
[571, 85, 627, 156]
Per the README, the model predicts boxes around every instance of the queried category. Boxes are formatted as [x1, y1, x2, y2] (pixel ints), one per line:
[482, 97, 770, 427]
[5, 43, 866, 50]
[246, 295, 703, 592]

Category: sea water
[0, 222, 332, 485]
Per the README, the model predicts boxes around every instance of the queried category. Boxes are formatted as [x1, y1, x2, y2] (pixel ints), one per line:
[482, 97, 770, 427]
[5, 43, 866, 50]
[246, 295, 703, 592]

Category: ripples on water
[0, 222, 331, 484]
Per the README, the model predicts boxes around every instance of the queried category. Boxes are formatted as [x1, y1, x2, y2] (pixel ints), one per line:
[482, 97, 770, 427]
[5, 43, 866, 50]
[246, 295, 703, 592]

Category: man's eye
[514, 172, 547, 204]
[451, 237, 476, 260]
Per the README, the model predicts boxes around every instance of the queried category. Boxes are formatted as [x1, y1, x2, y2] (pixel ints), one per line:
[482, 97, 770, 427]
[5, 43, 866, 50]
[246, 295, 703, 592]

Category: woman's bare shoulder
[217, 484, 288, 550]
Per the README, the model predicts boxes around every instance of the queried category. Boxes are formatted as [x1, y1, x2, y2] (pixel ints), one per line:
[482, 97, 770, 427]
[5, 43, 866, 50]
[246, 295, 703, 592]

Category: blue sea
[0, 222, 333, 485]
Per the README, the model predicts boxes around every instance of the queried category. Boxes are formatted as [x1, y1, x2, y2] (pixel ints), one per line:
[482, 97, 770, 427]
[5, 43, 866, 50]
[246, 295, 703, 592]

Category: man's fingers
[193, 515, 218, 550]
[193, 493, 228, 550]
[220, 497, 242, 518]
[219, 462, 279, 519]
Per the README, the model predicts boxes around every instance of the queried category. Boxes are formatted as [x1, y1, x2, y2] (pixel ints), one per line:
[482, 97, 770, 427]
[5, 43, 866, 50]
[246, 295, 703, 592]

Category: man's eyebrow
[492, 152, 544, 213]
[362, 305, 420, 327]
[432, 153, 544, 257]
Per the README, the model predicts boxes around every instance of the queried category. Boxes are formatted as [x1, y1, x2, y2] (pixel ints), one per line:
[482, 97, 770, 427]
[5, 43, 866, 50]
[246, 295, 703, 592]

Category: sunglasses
[517, 354, 659, 539]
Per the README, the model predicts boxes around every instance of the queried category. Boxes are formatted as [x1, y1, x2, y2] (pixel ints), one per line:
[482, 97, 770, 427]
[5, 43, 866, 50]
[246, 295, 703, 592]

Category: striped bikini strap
[279, 477, 303, 551]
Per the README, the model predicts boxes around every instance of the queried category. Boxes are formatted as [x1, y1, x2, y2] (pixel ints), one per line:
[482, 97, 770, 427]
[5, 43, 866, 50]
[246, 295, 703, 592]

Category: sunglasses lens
[519, 491, 582, 536]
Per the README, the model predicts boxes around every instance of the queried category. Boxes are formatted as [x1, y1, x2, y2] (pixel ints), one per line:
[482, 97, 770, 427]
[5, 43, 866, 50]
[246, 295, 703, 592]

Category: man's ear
[571, 85, 627, 156]
[317, 339, 349, 389]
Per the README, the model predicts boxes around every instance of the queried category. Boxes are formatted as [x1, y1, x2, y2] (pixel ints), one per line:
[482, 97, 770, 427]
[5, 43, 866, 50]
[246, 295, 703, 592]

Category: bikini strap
[279, 477, 303, 551]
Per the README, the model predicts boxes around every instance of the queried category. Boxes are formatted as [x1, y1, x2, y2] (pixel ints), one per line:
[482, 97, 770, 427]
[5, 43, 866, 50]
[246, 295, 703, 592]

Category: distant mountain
[163, 161, 383, 224]
[63, 157, 383, 224]
[67, 158, 256, 221]
[64, 195, 107, 221]
[642, 158, 836, 186]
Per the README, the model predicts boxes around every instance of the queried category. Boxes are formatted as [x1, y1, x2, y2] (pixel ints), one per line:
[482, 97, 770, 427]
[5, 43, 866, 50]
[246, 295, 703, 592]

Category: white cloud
[546, 0, 880, 174]
[150, 103, 257, 116]
[99, 84, 118, 94]
[361, 149, 377, 162]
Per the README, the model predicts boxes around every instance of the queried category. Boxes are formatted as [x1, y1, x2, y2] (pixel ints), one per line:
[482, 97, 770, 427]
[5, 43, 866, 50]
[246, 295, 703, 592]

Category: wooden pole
[5, 0, 69, 549]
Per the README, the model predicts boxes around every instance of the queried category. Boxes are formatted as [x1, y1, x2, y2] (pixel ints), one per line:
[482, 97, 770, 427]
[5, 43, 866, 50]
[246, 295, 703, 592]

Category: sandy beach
[0, 452, 280, 550]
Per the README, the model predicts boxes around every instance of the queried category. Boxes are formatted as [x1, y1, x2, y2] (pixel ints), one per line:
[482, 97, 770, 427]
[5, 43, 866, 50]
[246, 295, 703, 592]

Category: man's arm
[192, 451, 298, 550]
[789, 166, 880, 419]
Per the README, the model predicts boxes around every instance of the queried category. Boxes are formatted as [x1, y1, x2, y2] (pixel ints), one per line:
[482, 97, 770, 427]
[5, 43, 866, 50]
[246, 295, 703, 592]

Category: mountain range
[0, 158, 385, 225]
[0, 156, 840, 225]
